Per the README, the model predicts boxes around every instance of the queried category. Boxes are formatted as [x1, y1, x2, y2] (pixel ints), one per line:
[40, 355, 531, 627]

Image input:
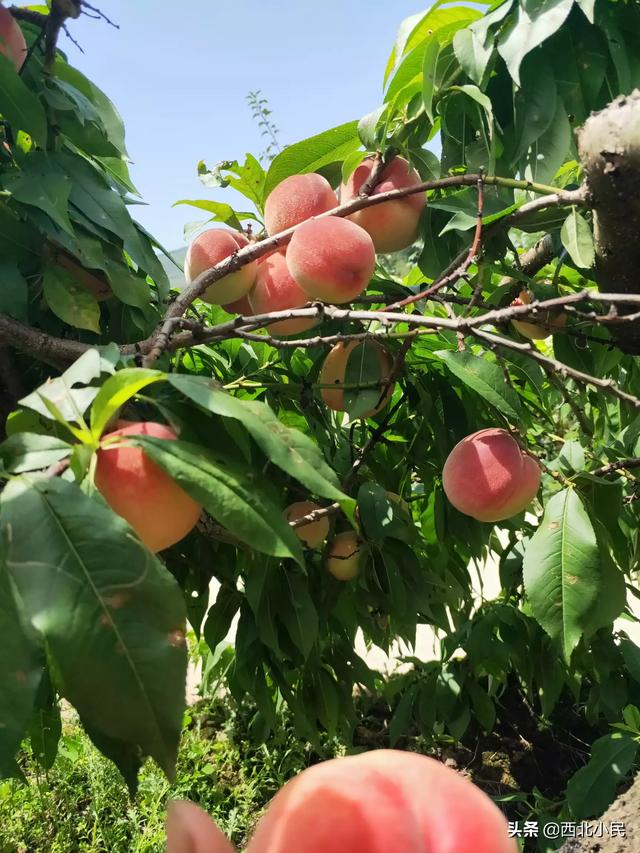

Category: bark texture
[577, 89, 640, 353]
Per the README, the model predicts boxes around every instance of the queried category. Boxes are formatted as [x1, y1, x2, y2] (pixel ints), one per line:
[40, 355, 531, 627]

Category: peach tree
[2, 0, 640, 828]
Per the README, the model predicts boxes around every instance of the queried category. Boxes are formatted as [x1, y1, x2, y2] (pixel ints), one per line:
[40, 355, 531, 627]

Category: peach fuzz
[511, 288, 567, 340]
[185, 229, 256, 305]
[340, 156, 425, 253]
[319, 339, 394, 417]
[442, 428, 540, 522]
[264, 173, 336, 235]
[284, 500, 329, 549]
[325, 531, 362, 580]
[248, 251, 317, 336]
[0, 5, 26, 71]
[95, 422, 202, 553]
[287, 216, 375, 304]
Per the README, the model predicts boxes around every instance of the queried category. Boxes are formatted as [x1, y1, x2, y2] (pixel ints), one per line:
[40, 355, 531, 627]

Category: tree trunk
[577, 89, 640, 354]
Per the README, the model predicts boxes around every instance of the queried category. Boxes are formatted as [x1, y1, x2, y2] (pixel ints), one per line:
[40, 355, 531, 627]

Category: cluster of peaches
[93, 164, 542, 564]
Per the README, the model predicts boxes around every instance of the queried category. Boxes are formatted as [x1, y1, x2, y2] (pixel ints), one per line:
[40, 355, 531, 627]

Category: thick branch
[578, 89, 640, 353]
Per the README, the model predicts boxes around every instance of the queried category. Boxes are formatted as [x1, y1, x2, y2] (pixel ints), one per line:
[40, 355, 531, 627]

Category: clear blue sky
[57, 1, 424, 251]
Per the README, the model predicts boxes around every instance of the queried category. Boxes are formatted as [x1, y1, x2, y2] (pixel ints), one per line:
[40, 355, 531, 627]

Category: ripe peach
[0, 5, 26, 71]
[286, 216, 375, 304]
[319, 340, 394, 417]
[284, 500, 329, 549]
[185, 229, 256, 305]
[511, 288, 567, 340]
[264, 173, 336, 235]
[340, 156, 425, 253]
[442, 428, 540, 522]
[325, 531, 362, 580]
[222, 293, 253, 315]
[248, 251, 317, 336]
[95, 422, 202, 553]
[166, 750, 516, 853]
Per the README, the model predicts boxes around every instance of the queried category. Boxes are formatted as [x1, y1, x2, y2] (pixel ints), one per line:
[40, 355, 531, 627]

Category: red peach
[511, 288, 567, 340]
[340, 156, 425, 253]
[286, 216, 375, 304]
[248, 251, 317, 336]
[0, 4, 26, 71]
[442, 428, 540, 522]
[264, 173, 336, 235]
[185, 229, 256, 305]
[95, 422, 202, 553]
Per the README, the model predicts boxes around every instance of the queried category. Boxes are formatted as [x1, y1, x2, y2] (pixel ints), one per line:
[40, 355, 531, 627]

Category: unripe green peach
[185, 229, 256, 305]
[443, 428, 540, 522]
[284, 500, 329, 549]
[264, 173, 336, 235]
[0, 5, 26, 71]
[340, 156, 425, 253]
[249, 251, 317, 336]
[325, 531, 362, 580]
[286, 216, 375, 304]
[95, 422, 201, 552]
[319, 340, 394, 417]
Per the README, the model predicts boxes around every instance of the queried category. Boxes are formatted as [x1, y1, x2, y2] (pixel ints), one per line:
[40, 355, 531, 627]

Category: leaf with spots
[0, 476, 187, 785]
[523, 488, 601, 661]
[0, 557, 44, 779]
[43, 265, 101, 335]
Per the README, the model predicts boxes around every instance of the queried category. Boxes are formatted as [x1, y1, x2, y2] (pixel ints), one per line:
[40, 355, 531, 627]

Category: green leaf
[0, 54, 47, 148]
[390, 685, 416, 746]
[523, 96, 572, 185]
[168, 375, 350, 506]
[566, 733, 638, 819]
[0, 562, 44, 778]
[561, 209, 595, 270]
[264, 122, 360, 197]
[343, 340, 387, 420]
[204, 586, 242, 650]
[511, 63, 558, 165]
[0, 475, 187, 782]
[436, 350, 522, 420]
[497, 0, 574, 85]
[523, 489, 601, 661]
[0, 261, 28, 322]
[468, 681, 496, 732]
[422, 37, 441, 124]
[131, 436, 304, 565]
[315, 669, 340, 735]
[43, 265, 101, 334]
[453, 27, 493, 86]
[173, 200, 253, 232]
[278, 569, 318, 659]
[3, 155, 74, 236]
[90, 368, 164, 438]
[0, 433, 72, 473]
[28, 671, 62, 772]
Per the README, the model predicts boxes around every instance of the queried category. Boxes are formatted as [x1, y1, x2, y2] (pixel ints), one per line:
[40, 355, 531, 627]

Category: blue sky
[60, 1, 424, 251]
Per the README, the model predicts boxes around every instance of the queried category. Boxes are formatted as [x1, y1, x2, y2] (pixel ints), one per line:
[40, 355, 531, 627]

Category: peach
[95, 422, 202, 553]
[248, 251, 317, 336]
[319, 340, 394, 417]
[222, 293, 253, 315]
[284, 500, 329, 549]
[264, 173, 336, 235]
[0, 5, 26, 71]
[511, 288, 567, 340]
[185, 229, 256, 305]
[325, 531, 362, 580]
[442, 428, 540, 522]
[340, 156, 425, 253]
[166, 750, 516, 853]
[287, 216, 375, 304]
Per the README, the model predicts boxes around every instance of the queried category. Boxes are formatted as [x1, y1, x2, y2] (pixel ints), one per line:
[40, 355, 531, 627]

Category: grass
[0, 697, 341, 853]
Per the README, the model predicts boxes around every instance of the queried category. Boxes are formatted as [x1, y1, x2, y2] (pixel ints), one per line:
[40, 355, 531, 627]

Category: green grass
[0, 698, 341, 853]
